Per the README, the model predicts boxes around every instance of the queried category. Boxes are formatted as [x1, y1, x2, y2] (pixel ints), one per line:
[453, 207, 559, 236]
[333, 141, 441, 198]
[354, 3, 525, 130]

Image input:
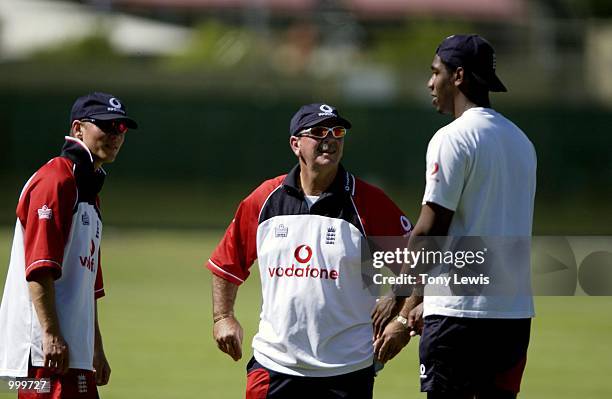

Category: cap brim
[472, 72, 507, 92]
[487, 74, 507, 92]
[91, 113, 138, 129]
[303, 116, 352, 130]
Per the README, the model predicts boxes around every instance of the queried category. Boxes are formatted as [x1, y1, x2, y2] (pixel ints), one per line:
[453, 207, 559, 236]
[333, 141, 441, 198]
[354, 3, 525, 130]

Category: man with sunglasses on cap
[0, 92, 137, 398]
[206, 103, 412, 398]
[373, 35, 536, 398]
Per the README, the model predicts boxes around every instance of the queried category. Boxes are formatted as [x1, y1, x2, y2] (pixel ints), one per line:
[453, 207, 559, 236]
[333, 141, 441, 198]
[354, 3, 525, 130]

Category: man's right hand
[372, 296, 405, 339]
[28, 270, 69, 375]
[42, 333, 69, 374]
[213, 316, 243, 361]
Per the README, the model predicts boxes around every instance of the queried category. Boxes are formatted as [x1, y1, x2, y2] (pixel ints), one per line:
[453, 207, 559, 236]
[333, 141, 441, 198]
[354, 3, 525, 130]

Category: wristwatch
[395, 315, 411, 330]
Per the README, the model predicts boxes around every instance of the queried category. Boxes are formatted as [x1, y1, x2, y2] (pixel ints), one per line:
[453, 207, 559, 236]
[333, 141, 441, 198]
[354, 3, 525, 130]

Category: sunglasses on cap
[297, 126, 347, 139]
[80, 118, 129, 135]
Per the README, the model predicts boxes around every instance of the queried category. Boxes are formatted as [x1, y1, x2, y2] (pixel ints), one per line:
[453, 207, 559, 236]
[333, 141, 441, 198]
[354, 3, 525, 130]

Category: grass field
[1, 227, 611, 398]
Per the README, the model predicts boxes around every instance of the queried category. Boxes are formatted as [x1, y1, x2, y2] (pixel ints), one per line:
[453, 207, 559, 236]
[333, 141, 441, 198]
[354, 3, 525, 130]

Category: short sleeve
[208, 198, 263, 287]
[353, 178, 412, 237]
[18, 159, 77, 281]
[422, 130, 468, 211]
[206, 178, 283, 285]
[352, 179, 411, 278]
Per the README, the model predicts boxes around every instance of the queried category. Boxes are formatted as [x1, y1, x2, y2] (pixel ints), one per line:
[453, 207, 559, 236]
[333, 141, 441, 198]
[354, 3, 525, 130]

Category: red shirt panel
[207, 176, 285, 285]
[17, 158, 77, 281]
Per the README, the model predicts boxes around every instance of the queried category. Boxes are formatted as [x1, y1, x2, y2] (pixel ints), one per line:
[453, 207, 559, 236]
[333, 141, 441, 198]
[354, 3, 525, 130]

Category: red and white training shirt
[0, 137, 105, 377]
[208, 164, 411, 377]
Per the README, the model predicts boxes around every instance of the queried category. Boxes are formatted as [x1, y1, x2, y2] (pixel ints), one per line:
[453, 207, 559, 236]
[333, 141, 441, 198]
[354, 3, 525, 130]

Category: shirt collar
[283, 163, 352, 197]
[60, 136, 106, 196]
[61, 136, 94, 167]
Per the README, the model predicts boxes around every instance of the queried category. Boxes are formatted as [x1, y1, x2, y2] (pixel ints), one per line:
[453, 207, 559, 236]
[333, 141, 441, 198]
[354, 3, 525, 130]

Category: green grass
[2, 177, 612, 234]
[1, 228, 611, 398]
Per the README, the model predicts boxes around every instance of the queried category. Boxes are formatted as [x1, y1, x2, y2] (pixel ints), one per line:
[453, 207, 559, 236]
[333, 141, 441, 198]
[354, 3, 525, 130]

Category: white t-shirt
[422, 107, 536, 318]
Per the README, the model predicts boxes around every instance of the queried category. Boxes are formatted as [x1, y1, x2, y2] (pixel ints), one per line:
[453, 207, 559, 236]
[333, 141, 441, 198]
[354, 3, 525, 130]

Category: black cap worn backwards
[436, 34, 507, 92]
[289, 103, 352, 136]
[70, 92, 138, 128]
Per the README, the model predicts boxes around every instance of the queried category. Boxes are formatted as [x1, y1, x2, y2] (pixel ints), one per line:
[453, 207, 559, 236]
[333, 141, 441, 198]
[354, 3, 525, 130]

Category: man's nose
[108, 133, 124, 142]
[321, 134, 339, 143]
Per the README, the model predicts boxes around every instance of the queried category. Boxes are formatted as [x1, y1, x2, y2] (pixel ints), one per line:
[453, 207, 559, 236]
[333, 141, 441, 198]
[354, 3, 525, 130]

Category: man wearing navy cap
[373, 35, 537, 398]
[0, 92, 137, 397]
[206, 103, 412, 398]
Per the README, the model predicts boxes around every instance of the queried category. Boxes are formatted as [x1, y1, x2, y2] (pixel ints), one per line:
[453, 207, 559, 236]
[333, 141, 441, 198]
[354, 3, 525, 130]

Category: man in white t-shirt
[373, 34, 537, 398]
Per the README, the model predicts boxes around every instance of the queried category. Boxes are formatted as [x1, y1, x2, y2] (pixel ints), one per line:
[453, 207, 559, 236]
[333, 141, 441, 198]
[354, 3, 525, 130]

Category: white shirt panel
[253, 214, 374, 377]
[0, 203, 101, 376]
[0, 220, 32, 377]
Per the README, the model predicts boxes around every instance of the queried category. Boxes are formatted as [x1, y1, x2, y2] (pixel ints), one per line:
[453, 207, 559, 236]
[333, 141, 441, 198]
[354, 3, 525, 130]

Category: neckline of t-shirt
[464, 107, 496, 115]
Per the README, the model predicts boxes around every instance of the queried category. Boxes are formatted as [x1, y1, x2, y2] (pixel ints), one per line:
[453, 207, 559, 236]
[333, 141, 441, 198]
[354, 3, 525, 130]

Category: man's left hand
[408, 302, 424, 336]
[373, 319, 412, 364]
[93, 349, 111, 386]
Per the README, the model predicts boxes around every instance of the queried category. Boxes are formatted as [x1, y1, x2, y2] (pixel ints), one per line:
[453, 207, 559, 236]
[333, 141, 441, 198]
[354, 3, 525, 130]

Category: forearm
[396, 204, 451, 296]
[93, 301, 111, 385]
[398, 293, 423, 318]
[28, 270, 70, 372]
[94, 303, 104, 352]
[212, 274, 238, 320]
[28, 271, 61, 335]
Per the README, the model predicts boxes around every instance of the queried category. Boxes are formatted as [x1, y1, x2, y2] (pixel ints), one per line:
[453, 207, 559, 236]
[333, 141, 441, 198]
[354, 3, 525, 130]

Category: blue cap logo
[319, 104, 334, 115]
[289, 102, 352, 136]
[109, 97, 122, 109]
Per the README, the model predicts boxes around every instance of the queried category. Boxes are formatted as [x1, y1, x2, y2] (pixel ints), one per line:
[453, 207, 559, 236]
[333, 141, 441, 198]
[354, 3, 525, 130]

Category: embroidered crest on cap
[318, 104, 335, 116]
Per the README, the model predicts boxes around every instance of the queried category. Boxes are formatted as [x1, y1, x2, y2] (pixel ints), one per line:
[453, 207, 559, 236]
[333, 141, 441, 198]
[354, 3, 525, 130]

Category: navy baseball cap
[436, 34, 507, 92]
[290, 103, 352, 136]
[70, 92, 138, 128]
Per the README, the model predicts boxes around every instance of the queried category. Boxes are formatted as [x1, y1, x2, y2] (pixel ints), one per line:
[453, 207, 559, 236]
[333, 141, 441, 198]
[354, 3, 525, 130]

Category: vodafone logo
[79, 240, 97, 272]
[400, 215, 411, 232]
[267, 244, 339, 280]
[294, 245, 313, 264]
[429, 162, 440, 182]
[420, 364, 428, 379]
[431, 162, 439, 175]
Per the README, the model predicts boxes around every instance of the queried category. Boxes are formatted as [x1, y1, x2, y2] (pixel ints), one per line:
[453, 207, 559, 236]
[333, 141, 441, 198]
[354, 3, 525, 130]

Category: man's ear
[289, 136, 300, 157]
[453, 67, 465, 87]
[70, 120, 83, 139]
